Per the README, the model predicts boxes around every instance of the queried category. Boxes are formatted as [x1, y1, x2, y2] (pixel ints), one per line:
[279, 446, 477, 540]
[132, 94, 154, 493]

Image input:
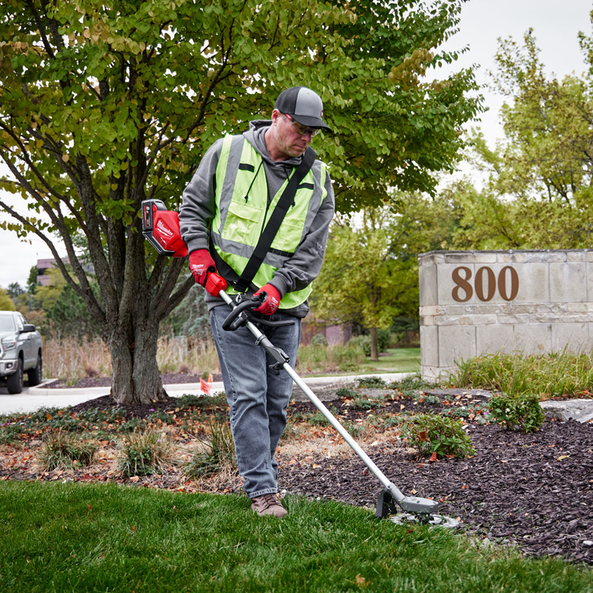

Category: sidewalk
[0, 373, 413, 415]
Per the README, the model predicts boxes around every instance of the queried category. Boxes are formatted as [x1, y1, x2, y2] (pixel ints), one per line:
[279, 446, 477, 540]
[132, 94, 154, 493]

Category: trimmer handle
[222, 294, 265, 331]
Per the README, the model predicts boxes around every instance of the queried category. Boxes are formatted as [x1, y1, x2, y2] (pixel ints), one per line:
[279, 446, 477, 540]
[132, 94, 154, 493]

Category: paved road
[0, 373, 412, 415]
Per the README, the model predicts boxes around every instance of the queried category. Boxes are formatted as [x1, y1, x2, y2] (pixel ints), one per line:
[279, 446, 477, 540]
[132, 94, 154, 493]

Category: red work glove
[188, 249, 227, 296]
[253, 284, 281, 315]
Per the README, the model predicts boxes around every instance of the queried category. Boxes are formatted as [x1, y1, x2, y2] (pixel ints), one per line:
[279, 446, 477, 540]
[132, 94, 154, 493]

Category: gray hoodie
[179, 120, 335, 317]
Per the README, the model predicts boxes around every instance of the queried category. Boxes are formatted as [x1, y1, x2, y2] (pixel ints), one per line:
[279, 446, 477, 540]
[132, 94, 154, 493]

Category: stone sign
[419, 250, 593, 381]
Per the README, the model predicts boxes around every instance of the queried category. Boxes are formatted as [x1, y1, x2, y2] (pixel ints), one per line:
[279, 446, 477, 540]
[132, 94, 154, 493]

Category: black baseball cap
[274, 86, 332, 132]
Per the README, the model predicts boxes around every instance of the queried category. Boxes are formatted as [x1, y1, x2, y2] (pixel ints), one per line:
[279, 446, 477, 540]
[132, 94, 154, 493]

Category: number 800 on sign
[452, 266, 519, 302]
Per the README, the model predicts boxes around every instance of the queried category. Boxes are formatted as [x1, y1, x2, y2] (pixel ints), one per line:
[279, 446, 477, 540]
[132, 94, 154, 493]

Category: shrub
[348, 335, 371, 357]
[118, 430, 173, 477]
[0, 423, 23, 445]
[488, 393, 545, 432]
[400, 413, 475, 459]
[37, 431, 97, 470]
[306, 406, 339, 426]
[336, 387, 358, 398]
[347, 330, 392, 356]
[185, 416, 235, 478]
[311, 333, 328, 346]
[357, 376, 386, 389]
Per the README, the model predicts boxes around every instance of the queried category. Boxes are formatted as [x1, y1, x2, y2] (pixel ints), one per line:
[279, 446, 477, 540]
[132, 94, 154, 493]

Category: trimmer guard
[376, 487, 439, 518]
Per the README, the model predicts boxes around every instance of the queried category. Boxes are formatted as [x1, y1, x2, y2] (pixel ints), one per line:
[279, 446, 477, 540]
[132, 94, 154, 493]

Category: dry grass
[42, 335, 220, 381]
[277, 425, 404, 463]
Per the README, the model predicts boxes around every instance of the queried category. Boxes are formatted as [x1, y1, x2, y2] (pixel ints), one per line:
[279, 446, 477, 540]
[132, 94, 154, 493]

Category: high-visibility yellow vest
[211, 134, 329, 309]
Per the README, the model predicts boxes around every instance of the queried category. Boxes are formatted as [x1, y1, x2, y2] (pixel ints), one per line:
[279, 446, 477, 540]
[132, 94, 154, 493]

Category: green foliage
[488, 393, 545, 433]
[37, 431, 97, 470]
[185, 416, 235, 478]
[357, 376, 386, 389]
[118, 430, 173, 477]
[348, 330, 392, 357]
[400, 413, 475, 459]
[335, 386, 358, 398]
[0, 423, 23, 445]
[0, 288, 15, 311]
[306, 406, 339, 426]
[176, 392, 228, 409]
[45, 283, 101, 340]
[311, 333, 328, 347]
[389, 373, 435, 392]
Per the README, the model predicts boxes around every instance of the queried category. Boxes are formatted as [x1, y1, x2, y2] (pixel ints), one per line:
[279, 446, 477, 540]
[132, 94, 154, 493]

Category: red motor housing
[141, 199, 188, 258]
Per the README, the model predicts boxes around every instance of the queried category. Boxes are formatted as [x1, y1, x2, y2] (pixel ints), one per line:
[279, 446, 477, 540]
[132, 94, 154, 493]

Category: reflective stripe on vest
[211, 135, 328, 309]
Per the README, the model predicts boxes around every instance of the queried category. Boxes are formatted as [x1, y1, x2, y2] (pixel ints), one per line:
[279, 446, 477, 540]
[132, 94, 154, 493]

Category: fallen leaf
[557, 455, 570, 461]
[418, 430, 428, 442]
[430, 452, 438, 462]
[355, 574, 367, 587]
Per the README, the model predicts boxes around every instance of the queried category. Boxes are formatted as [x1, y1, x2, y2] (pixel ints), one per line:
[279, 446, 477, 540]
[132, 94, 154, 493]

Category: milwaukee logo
[156, 219, 173, 238]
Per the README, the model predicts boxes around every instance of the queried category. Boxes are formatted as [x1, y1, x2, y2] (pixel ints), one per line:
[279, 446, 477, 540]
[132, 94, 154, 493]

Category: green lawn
[1, 481, 591, 592]
[359, 347, 421, 374]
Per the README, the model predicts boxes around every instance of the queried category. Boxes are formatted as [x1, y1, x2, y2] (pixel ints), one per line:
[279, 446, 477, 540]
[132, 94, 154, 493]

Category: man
[179, 86, 335, 518]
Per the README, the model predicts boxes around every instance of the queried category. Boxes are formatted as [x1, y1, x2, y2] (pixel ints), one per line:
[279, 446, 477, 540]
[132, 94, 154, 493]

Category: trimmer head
[376, 488, 459, 528]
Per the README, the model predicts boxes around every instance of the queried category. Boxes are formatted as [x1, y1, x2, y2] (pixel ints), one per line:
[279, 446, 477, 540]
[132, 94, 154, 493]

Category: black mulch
[26, 380, 593, 565]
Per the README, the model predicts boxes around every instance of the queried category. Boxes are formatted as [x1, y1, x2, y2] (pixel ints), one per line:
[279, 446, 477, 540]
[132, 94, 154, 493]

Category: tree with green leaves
[465, 27, 593, 249]
[0, 0, 481, 403]
[311, 208, 417, 360]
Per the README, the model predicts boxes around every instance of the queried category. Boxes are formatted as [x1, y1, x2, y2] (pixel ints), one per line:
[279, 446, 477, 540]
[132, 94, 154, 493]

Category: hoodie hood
[243, 119, 304, 167]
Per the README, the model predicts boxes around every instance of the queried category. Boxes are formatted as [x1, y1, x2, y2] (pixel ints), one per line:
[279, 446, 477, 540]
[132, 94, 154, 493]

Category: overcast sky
[1, 0, 592, 289]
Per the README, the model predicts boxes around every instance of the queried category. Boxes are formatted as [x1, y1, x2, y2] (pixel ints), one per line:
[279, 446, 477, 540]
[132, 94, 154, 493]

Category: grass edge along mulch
[0, 480, 591, 593]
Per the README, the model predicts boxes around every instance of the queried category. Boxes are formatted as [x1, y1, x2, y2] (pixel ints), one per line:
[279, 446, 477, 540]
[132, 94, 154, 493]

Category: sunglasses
[282, 113, 321, 137]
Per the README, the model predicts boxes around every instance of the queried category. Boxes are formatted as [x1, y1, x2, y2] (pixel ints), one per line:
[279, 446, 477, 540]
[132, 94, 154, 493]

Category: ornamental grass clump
[118, 430, 173, 477]
[452, 350, 593, 399]
[488, 393, 545, 433]
[185, 416, 236, 479]
[37, 431, 97, 471]
[400, 413, 475, 459]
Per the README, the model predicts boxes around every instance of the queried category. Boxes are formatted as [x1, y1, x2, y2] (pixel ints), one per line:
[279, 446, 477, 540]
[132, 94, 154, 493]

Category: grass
[0, 481, 591, 593]
[358, 347, 421, 374]
[452, 350, 593, 399]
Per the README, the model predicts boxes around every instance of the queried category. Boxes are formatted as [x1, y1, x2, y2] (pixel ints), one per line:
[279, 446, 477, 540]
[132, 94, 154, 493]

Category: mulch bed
[3, 379, 593, 565]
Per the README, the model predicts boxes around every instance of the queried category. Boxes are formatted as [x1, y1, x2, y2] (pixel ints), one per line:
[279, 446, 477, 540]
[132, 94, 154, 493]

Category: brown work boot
[250, 493, 288, 518]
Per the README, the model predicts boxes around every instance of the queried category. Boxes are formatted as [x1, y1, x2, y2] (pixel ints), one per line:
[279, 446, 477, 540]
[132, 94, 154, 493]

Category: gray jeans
[209, 305, 301, 498]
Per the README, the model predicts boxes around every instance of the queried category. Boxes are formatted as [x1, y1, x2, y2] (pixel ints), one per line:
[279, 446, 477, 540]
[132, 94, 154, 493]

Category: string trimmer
[142, 199, 454, 524]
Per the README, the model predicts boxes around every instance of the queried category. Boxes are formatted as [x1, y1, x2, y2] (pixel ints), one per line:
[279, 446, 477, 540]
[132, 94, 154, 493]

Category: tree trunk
[370, 327, 379, 361]
[109, 315, 168, 405]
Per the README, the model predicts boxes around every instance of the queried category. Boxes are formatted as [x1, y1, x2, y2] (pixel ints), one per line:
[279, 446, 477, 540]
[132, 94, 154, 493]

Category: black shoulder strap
[213, 147, 317, 293]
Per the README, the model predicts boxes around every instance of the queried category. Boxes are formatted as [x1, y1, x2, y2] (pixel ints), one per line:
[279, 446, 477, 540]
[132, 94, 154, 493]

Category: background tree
[311, 189, 471, 357]
[0, 0, 480, 403]
[312, 207, 419, 359]
[464, 27, 593, 249]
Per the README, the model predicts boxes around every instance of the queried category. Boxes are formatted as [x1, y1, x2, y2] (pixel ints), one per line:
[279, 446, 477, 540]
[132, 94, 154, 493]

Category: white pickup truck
[0, 311, 43, 394]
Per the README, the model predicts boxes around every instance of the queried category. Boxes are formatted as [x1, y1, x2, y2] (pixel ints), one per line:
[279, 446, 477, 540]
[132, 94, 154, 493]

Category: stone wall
[419, 250, 593, 380]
